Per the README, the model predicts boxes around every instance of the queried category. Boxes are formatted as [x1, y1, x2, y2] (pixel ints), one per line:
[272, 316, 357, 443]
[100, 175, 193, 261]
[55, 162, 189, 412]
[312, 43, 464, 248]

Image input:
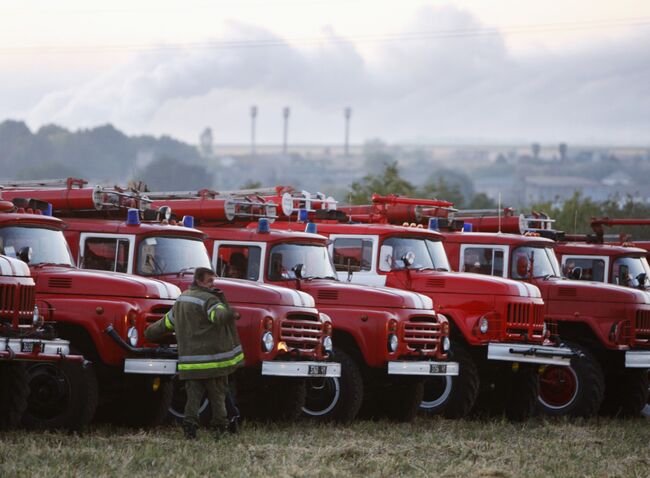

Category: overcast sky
[1, 0, 649, 145]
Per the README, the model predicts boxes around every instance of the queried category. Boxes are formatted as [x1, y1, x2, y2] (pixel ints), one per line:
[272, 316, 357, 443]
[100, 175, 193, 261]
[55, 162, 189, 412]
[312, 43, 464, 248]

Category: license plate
[21, 341, 36, 353]
[429, 363, 447, 374]
[308, 365, 328, 376]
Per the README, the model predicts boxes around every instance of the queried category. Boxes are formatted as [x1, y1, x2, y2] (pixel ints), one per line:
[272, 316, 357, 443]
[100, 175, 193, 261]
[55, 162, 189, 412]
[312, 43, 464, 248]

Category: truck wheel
[420, 341, 479, 419]
[302, 348, 362, 422]
[504, 364, 539, 422]
[379, 378, 424, 422]
[600, 368, 649, 417]
[122, 375, 173, 427]
[22, 360, 98, 431]
[642, 371, 650, 418]
[0, 362, 29, 430]
[537, 341, 604, 418]
[269, 378, 306, 421]
[167, 375, 212, 425]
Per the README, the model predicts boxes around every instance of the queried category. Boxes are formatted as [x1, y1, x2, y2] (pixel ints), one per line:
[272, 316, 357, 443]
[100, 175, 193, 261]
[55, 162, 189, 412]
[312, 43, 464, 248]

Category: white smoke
[25, 6, 650, 144]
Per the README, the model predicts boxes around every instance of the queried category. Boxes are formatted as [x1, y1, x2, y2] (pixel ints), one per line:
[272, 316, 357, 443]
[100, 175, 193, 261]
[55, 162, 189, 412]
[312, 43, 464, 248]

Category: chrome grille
[402, 318, 441, 353]
[0, 282, 35, 327]
[506, 302, 544, 337]
[635, 310, 650, 343]
[280, 313, 323, 352]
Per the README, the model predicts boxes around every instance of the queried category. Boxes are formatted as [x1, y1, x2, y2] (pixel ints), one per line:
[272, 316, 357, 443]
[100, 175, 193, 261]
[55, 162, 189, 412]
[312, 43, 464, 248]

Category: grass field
[1, 417, 649, 477]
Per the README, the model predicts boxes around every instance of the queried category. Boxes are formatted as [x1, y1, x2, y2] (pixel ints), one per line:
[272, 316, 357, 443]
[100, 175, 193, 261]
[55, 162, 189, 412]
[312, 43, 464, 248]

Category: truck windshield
[0, 226, 73, 266]
[268, 243, 337, 281]
[137, 236, 211, 276]
[611, 256, 650, 288]
[381, 237, 451, 271]
[511, 246, 560, 279]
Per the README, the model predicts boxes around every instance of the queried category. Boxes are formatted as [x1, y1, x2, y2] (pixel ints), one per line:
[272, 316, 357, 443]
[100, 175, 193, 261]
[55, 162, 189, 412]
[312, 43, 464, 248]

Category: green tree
[348, 162, 416, 205]
[418, 177, 465, 207]
[467, 192, 497, 209]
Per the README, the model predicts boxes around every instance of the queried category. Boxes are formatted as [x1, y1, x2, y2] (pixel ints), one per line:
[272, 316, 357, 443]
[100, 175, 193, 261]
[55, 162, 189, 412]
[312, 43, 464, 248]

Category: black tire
[642, 371, 650, 418]
[0, 362, 29, 430]
[600, 368, 649, 418]
[420, 341, 479, 419]
[504, 364, 539, 422]
[167, 375, 212, 425]
[302, 348, 363, 422]
[268, 378, 306, 421]
[378, 378, 424, 422]
[537, 341, 604, 418]
[22, 360, 98, 431]
[121, 375, 173, 427]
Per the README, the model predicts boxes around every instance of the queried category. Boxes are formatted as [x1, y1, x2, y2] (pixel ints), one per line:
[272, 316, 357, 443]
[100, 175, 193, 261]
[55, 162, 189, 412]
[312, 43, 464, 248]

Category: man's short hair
[194, 267, 216, 284]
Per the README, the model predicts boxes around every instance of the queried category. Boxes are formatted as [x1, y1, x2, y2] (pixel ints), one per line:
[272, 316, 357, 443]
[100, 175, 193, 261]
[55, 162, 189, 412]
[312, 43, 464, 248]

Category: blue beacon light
[428, 218, 439, 231]
[298, 208, 308, 222]
[126, 208, 141, 226]
[257, 218, 271, 233]
[182, 215, 195, 228]
[305, 222, 317, 234]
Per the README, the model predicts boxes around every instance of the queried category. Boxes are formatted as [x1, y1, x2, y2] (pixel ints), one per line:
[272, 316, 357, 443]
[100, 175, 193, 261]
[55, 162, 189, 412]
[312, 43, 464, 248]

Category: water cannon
[457, 208, 564, 239]
[0, 177, 152, 214]
[149, 191, 278, 223]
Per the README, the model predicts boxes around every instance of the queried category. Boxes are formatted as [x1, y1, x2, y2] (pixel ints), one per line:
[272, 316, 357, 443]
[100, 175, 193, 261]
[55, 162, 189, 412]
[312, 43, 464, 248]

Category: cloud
[25, 5, 650, 144]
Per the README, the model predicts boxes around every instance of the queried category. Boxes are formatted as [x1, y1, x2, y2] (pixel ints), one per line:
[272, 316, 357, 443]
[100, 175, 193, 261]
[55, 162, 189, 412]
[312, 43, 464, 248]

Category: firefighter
[145, 267, 244, 439]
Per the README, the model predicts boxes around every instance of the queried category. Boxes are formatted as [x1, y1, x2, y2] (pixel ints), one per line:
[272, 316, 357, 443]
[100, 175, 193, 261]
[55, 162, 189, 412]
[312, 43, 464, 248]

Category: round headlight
[323, 336, 333, 352]
[262, 331, 275, 352]
[127, 326, 139, 347]
[479, 317, 489, 334]
[388, 334, 398, 353]
[442, 336, 451, 352]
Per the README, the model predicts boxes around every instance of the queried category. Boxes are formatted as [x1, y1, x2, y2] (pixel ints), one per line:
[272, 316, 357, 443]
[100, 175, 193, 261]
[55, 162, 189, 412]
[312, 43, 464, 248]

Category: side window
[462, 247, 503, 276]
[564, 257, 605, 282]
[215, 245, 261, 281]
[332, 238, 373, 272]
[82, 237, 129, 273]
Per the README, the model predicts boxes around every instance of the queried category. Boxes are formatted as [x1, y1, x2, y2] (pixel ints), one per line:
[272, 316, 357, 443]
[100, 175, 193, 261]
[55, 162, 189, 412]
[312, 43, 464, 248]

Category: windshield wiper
[32, 262, 73, 268]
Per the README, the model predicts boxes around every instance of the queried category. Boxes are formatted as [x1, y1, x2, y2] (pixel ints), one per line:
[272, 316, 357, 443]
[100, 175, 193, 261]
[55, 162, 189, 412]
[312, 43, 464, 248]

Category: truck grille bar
[506, 302, 545, 340]
[0, 283, 36, 328]
[402, 318, 441, 353]
[635, 310, 650, 344]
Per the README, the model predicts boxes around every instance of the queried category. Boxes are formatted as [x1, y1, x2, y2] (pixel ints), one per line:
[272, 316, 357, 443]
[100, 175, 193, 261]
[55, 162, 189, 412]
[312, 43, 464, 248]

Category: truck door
[458, 244, 509, 277]
[328, 235, 386, 286]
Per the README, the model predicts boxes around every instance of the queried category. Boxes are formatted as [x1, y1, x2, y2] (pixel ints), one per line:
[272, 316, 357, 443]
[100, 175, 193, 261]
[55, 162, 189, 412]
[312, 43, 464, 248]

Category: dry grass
[1, 417, 649, 477]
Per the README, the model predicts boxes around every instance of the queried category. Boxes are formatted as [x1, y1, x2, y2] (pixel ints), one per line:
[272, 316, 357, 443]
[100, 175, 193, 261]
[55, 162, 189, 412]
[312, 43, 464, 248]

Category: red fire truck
[539, 217, 650, 417]
[2, 180, 339, 422]
[0, 251, 91, 430]
[147, 190, 458, 422]
[424, 207, 650, 417]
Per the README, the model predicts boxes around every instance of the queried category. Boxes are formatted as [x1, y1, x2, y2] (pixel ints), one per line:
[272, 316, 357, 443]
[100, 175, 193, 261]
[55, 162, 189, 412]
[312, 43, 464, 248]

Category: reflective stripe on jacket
[145, 284, 244, 380]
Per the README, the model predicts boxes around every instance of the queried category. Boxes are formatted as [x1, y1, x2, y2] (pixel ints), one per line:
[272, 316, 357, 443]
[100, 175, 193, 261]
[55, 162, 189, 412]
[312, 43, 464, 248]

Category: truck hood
[214, 278, 316, 308]
[32, 267, 180, 300]
[542, 278, 650, 304]
[407, 270, 541, 299]
[0, 255, 31, 277]
[298, 279, 434, 310]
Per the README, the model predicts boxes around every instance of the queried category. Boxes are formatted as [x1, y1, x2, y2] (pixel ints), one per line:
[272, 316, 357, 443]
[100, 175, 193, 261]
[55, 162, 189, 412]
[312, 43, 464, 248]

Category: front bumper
[625, 350, 650, 368]
[388, 361, 460, 376]
[0, 338, 84, 363]
[262, 361, 341, 378]
[124, 358, 177, 375]
[487, 342, 575, 366]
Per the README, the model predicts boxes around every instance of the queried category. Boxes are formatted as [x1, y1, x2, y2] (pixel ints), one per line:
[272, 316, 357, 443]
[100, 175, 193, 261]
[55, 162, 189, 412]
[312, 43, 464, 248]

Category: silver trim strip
[177, 295, 206, 307]
[487, 342, 574, 366]
[625, 350, 650, 368]
[261, 361, 341, 377]
[387, 361, 460, 376]
[124, 358, 178, 375]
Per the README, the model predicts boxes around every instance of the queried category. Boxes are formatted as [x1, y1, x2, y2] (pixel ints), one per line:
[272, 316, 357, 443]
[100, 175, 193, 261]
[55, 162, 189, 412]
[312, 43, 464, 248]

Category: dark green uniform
[145, 284, 243, 427]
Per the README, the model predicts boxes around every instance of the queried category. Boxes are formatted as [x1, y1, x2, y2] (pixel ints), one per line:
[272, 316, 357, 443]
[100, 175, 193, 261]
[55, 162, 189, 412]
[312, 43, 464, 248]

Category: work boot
[228, 415, 240, 434]
[213, 425, 228, 441]
[182, 421, 198, 440]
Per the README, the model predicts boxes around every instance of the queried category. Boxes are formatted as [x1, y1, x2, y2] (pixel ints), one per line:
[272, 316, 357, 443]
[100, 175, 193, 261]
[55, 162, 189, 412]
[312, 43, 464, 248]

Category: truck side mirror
[18, 246, 32, 264]
[292, 263, 303, 280]
[401, 251, 416, 268]
[379, 245, 393, 272]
